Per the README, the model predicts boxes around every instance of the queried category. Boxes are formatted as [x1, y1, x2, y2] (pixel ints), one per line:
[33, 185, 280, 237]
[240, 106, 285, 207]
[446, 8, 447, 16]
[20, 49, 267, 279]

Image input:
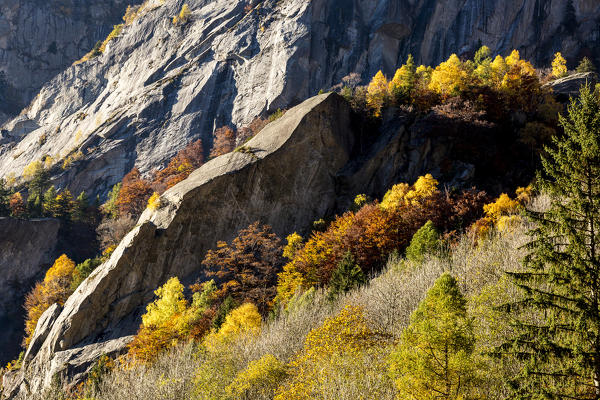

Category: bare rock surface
[0, 0, 598, 198]
[0, 0, 143, 124]
[0, 218, 61, 366]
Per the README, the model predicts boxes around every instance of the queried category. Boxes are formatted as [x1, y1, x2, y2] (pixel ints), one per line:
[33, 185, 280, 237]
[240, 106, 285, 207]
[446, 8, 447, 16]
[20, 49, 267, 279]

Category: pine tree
[26, 161, 50, 199]
[327, 251, 366, 300]
[0, 178, 10, 216]
[43, 186, 58, 217]
[389, 272, 479, 399]
[577, 57, 597, 74]
[389, 54, 417, 104]
[73, 191, 89, 222]
[502, 85, 600, 398]
[564, 0, 577, 34]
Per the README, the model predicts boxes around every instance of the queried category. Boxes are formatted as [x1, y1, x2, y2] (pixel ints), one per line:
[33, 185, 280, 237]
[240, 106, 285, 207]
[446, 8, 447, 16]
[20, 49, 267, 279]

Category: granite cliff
[0, 0, 142, 124]
[0, 0, 598, 199]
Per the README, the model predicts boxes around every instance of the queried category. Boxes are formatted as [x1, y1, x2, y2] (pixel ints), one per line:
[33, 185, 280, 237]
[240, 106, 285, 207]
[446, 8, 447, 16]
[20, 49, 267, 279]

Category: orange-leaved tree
[115, 167, 153, 217]
[23, 254, 76, 346]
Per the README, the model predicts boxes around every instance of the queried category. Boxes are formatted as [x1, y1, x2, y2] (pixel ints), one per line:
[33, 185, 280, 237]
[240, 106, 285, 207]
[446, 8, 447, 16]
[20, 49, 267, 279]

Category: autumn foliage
[202, 222, 284, 313]
[276, 174, 489, 306]
[23, 255, 76, 346]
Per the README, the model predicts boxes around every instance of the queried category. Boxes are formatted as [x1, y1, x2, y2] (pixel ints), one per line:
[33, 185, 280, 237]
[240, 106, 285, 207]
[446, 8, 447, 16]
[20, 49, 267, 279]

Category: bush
[225, 354, 287, 399]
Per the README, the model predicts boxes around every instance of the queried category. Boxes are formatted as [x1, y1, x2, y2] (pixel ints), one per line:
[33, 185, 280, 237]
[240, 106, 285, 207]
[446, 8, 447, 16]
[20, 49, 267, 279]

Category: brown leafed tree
[153, 139, 204, 191]
[202, 222, 284, 313]
[115, 167, 153, 217]
[9, 192, 26, 218]
[209, 126, 236, 158]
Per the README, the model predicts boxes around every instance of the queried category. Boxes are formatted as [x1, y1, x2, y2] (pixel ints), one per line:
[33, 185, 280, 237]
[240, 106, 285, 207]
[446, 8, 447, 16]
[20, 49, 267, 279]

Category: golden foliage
[274, 305, 385, 399]
[24, 255, 76, 346]
[552, 52, 568, 78]
[146, 192, 161, 210]
[225, 354, 287, 398]
[283, 232, 303, 260]
[428, 54, 470, 97]
[366, 71, 389, 117]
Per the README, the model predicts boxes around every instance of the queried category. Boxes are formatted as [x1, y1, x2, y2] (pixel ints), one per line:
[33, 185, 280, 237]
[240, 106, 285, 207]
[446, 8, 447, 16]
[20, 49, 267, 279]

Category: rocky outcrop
[0, 0, 598, 199]
[0, 218, 61, 365]
[0, 0, 143, 124]
[544, 71, 599, 101]
[3, 92, 485, 398]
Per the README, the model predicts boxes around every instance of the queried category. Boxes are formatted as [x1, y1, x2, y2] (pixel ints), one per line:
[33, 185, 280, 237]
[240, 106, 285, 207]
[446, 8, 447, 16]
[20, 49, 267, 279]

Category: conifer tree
[389, 272, 478, 399]
[405, 220, 441, 263]
[552, 52, 568, 78]
[502, 85, 600, 398]
[43, 186, 58, 217]
[327, 251, 366, 300]
[577, 57, 597, 74]
[0, 178, 10, 216]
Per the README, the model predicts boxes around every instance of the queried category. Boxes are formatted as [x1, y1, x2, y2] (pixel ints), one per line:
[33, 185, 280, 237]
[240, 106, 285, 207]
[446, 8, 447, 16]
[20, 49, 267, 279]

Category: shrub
[225, 354, 287, 399]
[172, 4, 191, 25]
[146, 192, 161, 210]
[274, 305, 390, 399]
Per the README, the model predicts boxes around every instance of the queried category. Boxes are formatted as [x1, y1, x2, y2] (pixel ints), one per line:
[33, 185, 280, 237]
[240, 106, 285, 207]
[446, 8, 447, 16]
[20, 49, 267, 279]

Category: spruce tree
[327, 251, 366, 300]
[577, 57, 597, 74]
[502, 85, 600, 398]
[43, 186, 58, 217]
[0, 178, 10, 216]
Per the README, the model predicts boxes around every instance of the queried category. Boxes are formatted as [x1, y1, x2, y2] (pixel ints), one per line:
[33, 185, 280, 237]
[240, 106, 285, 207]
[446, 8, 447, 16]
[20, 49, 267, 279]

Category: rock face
[0, 0, 143, 124]
[3, 92, 478, 398]
[544, 71, 599, 101]
[0, 0, 598, 199]
[0, 218, 61, 365]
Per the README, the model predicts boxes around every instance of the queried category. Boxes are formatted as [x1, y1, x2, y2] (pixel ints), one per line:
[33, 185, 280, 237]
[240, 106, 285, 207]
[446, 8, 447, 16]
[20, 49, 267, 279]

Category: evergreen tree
[405, 220, 441, 263]
[43, 186, 58, 217]
[27, 162, 50, 199]
[564, 0, 577, 34]
[389, 273, 479, 399]
[577, 57, 597, 74]
[212, 295, 236, 330]
[327, 251, 366, 300]
[27, 194, 42, 218]
[0, 178, 11, 216]
[389, 54, 417, 104]
[502, 85, 600, 398]
[73, 191, 90, 222]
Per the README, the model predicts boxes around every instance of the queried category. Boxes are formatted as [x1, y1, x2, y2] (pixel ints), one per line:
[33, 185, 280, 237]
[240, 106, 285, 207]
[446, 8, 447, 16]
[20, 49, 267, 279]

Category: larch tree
[389, 272, 479, 399]
[552, 52, 568, 78]
[502, 85, 600, 399]
[366, 70, 389, 117]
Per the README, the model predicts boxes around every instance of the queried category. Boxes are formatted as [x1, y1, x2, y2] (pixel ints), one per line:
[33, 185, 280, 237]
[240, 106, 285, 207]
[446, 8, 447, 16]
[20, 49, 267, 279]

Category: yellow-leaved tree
[428, 54, 471, 97]
[552, 52, 568, 78]
[366, 71, 389, 117]
[275, 305, 393, 399]
[24, 255, 76, 346]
